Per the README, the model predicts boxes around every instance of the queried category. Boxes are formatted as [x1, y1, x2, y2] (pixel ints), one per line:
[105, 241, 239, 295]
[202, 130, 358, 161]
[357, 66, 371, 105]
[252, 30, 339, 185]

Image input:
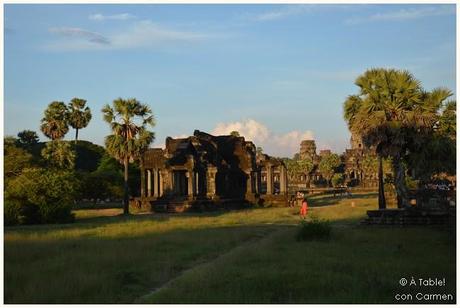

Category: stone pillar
[153, 169, 159, 197]
[159, 170, 164, 196]
[195, 172, 199, 195]
[187, 170, 194, 197]
[162, 170, 173, 195]
[206, 167, 217, 198]
[280, 165, 286, 193]
[256, 170, 262, 194]
[147, 169, 152, 197]
[246, 171, 253, 194]
[140, 166, 146, 198]
[266, 164, 273, 195]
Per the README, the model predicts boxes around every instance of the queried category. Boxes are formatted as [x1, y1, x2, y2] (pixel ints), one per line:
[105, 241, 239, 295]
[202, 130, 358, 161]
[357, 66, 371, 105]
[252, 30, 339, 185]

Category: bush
[5, 168, 77, 224]
[331, 173, 344, 187]
[4, 199, 21, 226]
[296, 217, 332, 241]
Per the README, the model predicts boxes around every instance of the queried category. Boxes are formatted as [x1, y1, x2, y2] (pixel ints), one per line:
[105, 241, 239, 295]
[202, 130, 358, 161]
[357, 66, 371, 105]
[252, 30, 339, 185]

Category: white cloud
[346, 5, 455, 25]
[46, 20, 208, 51]
[89, 13, 136, 21]
[49, 27, 110, 45]
[250, 5, 313, 22]
[211, 119, 315, 158]
[246, 4, 354, 22]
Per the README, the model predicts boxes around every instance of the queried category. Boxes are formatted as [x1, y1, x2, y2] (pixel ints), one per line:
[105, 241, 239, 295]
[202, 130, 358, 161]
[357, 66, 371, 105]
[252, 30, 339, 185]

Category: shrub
[5, 168, 77, 224]
[4, 199, 21, 226]
[331, 173, 344, 187]
[296, 217, 332, 241]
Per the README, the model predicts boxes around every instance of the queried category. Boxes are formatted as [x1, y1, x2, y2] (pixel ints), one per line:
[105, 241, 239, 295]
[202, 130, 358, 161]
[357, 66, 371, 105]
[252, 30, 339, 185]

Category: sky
[4, 4, 457, 157]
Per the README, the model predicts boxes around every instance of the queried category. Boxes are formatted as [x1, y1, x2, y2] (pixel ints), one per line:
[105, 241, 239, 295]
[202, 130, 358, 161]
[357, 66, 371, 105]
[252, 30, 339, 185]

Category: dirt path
[135, 225, 291, 303]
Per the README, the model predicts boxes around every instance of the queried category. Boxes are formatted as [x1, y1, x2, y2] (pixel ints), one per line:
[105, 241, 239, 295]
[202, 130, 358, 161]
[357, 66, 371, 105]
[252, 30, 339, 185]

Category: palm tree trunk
[393, 157, 410, 208]
[123, 157, 130, 215]
[378, 156, 386, 209]
[74, 128, 79, 145]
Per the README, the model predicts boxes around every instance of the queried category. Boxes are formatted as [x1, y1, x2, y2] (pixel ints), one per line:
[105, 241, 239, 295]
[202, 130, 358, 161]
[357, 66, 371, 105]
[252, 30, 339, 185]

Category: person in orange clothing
[300, 198, 308, 219]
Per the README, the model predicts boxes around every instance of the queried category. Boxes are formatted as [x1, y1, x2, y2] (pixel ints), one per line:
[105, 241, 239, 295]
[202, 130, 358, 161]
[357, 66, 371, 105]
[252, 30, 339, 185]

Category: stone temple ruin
[134, 130, 288, 212]
[291, 132, 379, 188]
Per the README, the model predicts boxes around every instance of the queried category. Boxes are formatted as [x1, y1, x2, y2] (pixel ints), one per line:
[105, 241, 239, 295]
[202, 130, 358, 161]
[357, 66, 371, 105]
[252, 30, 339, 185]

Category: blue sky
[4, 4, 456, 157]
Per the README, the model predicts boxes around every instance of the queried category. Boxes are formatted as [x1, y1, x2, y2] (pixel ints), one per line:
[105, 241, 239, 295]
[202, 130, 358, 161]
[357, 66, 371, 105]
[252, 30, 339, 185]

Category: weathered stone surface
[139, 130, 289, 212]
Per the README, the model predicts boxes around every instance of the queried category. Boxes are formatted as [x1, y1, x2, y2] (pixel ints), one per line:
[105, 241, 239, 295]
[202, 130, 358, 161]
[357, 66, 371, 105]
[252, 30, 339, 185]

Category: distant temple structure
[135, 130, 288, 212]
[342, 132, 378, 188]
[290, 133, 378, 189]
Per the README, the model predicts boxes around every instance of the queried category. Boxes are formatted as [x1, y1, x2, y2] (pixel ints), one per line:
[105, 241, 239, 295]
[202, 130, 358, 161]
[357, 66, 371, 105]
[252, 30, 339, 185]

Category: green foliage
[298, 158, 314, 174]
[4, 140, 33, 178]
[5, 168, 77, 224]
[97, 154, 123, 174]
[41, 140, 76, 169]
[102, 98, 156, 214]
[77, 170, 124, 201]
[4, 199, 22, 226]
[296, 217, 332, 241]
[438, 101, 456, 140]
[74, 141, 105, 172]
[40, 101, 69, 140]
[17, 130, 39, 146]
[230, 131, 240, 137]
[331, 173, 344, 187]
[343, 68, 454, 207]
[405, 176, 419, 190]
[284, 157, 314, 181]
[68, 98, 92, 143]
[318, 153, 341, 182]
[406, 101, 456, 181]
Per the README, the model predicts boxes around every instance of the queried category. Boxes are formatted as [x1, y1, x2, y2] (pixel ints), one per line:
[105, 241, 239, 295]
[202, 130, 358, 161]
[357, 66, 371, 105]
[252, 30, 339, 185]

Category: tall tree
[17, 130, 39, 146]
[40, 101, 69, 140]
[41, 141, 76, 169]
[318, 154, 341, 186]
[344, 68, 452, 208]
[102, 98, 155, 215]
[68, 98, 92, 144]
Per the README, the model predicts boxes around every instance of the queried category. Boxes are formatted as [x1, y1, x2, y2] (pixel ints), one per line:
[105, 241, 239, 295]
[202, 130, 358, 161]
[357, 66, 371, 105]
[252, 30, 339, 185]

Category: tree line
[5, 97, 155, 225]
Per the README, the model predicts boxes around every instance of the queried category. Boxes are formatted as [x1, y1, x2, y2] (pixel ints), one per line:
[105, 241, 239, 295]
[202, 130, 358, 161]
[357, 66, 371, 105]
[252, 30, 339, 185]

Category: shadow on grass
[4, 192, 378, 235]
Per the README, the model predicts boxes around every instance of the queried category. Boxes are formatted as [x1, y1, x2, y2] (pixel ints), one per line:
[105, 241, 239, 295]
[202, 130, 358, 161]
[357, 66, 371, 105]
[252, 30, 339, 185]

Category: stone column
[266, 164, 273, 195]
[256, 170, 262, 194]
[153, 169, 159, 197]
[206, 167, 217, 198]
[246, 171, 253, 194]
[187, 170, 194, 197]
[147, 169, 152, 197]
[163, 170, 173, 195]
[195, 172, 199, 195]
[280, 165, 286, 193]
[159, 170, 164, 196]
[140, 166, 146, 198]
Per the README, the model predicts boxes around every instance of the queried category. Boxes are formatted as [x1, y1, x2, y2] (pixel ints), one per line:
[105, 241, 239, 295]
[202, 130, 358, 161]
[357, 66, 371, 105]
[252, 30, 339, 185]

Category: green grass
[4, 192, 455, 304]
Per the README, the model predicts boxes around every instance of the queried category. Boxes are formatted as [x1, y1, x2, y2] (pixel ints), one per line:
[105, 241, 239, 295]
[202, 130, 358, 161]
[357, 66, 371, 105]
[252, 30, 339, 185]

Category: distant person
[300, 198, 308, 219]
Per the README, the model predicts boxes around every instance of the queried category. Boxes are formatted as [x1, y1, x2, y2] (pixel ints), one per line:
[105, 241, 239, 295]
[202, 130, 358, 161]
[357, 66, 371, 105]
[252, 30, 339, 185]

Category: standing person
[300, 198, 308, 219]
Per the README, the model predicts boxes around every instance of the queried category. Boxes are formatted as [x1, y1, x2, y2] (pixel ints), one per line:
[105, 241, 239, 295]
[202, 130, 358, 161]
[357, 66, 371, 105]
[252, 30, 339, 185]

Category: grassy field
[4, 192, 456, 304]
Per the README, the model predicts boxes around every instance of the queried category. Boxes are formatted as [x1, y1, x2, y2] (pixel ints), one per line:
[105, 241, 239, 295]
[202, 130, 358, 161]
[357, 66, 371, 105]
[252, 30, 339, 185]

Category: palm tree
[41, 140, 76, 169]
[68, 98, 92, 145]
[344, 68, 452, 209]
[40, 101, 69, 140]
[102, 98, 155, 215]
